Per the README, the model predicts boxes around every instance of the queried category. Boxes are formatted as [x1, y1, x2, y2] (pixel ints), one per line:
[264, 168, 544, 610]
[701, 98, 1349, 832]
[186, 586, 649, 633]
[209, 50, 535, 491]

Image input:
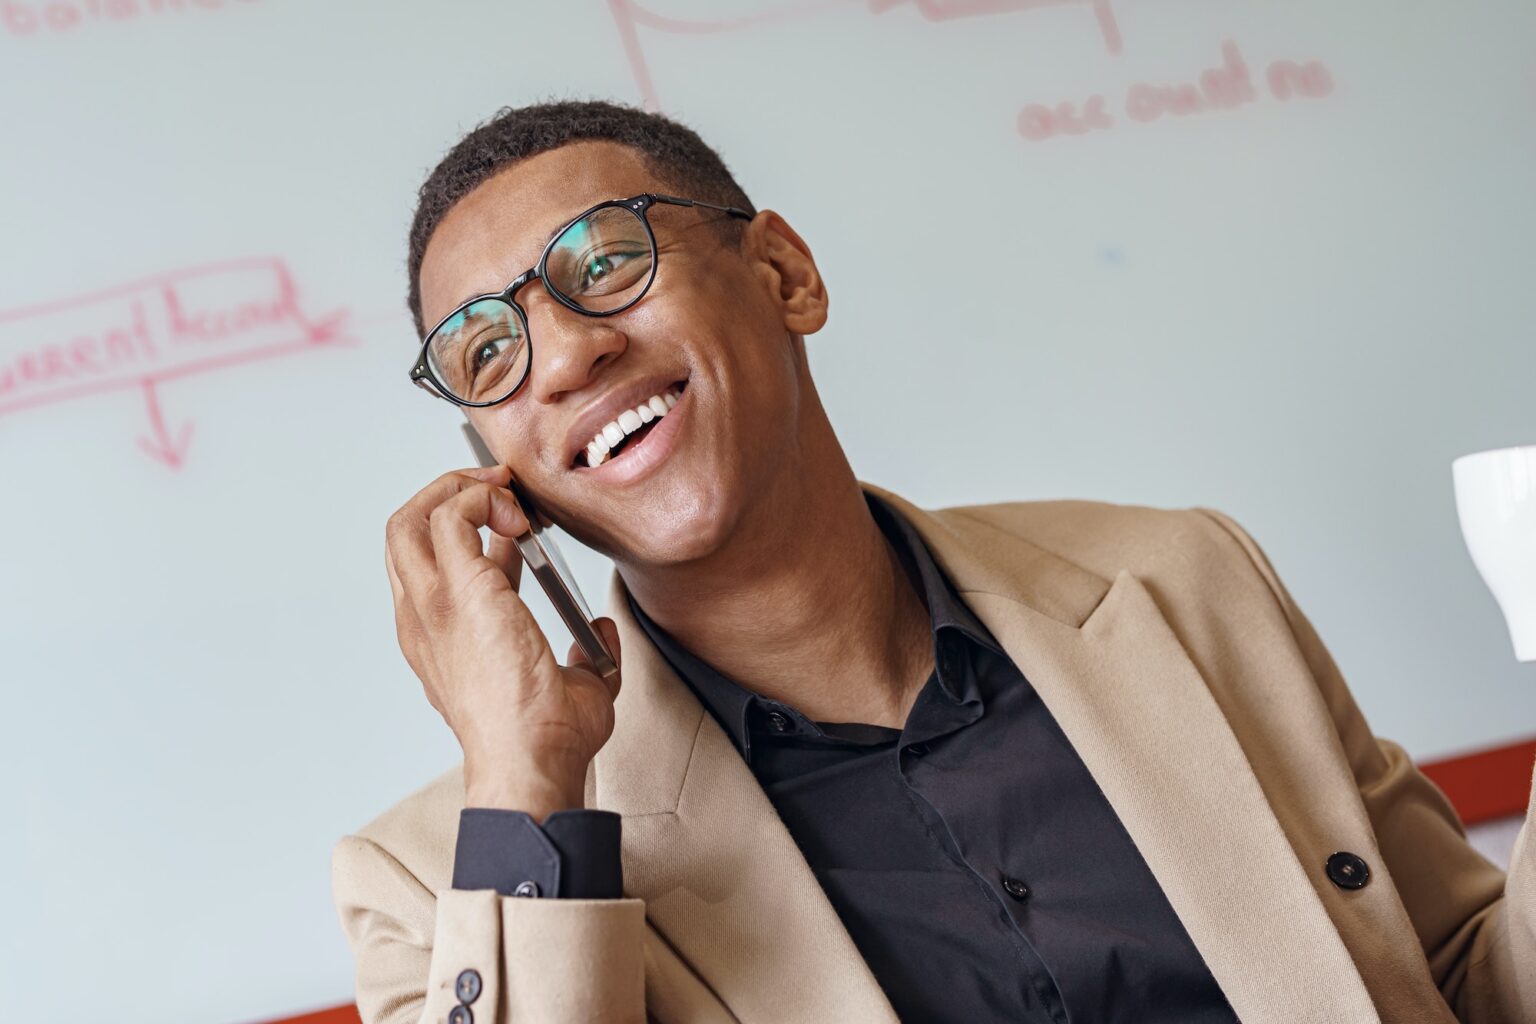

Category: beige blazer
[331, 483, 1536, 1023]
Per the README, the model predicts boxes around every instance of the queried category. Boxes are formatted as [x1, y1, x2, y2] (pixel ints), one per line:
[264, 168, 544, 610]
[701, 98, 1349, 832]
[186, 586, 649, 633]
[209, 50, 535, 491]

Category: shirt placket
[896, 633, 1072, 1024]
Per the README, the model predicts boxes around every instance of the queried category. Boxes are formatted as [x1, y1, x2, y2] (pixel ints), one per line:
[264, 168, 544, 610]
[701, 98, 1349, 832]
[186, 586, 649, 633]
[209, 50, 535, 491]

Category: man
[331, 99, 1534, 1023]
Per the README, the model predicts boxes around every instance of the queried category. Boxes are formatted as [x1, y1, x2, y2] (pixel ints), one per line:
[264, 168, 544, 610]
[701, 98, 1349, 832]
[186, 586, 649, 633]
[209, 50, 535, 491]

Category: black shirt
[453, 491, 1238, 1023]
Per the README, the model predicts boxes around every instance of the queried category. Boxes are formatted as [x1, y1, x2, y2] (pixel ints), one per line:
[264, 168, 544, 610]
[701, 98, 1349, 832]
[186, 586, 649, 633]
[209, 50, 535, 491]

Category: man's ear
[746, 210, 828, 336]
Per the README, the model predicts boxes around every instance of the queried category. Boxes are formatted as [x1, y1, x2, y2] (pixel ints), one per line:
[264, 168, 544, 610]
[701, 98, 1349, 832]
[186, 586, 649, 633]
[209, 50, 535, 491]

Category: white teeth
[582, 386, 684, 468]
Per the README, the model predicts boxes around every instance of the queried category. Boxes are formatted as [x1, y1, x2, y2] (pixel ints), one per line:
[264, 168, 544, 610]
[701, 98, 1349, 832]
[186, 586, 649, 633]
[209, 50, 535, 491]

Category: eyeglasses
[410, 192, 753, 408]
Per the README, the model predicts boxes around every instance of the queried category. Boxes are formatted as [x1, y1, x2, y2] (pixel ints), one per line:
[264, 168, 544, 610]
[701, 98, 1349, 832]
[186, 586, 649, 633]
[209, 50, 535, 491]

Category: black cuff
[452, 808, 623, 899]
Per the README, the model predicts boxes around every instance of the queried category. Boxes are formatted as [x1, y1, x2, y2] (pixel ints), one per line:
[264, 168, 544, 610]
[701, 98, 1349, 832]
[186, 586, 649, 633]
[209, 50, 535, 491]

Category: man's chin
[595, 487, 740, 568]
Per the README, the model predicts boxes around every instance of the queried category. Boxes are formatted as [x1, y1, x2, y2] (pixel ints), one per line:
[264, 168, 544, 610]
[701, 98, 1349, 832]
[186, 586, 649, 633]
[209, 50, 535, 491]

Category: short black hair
[405, 98, 757, 340]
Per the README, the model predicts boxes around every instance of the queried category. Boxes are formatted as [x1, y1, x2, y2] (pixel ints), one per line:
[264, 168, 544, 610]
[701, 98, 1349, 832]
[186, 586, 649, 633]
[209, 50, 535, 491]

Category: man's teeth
[584, 388, 681, 468]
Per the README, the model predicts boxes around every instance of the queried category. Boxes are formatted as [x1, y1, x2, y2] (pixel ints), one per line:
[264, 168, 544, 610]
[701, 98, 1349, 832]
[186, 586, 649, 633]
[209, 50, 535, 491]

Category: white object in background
[1453, 444, 1536, 662]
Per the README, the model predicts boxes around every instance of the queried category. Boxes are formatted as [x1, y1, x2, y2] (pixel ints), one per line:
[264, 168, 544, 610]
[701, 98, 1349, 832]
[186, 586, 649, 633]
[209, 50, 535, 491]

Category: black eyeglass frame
[410, 192, 753, 408]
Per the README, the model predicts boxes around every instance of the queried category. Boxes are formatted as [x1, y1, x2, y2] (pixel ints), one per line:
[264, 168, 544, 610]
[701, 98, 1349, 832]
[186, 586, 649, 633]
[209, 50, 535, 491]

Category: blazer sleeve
[1195, 506, 1536, 1024]
[331, 831, 647, 1024]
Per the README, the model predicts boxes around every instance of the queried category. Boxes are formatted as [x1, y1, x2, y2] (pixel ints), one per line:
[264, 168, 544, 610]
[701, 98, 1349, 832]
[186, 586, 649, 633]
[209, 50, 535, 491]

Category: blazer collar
[590, 480, 1380, 1024]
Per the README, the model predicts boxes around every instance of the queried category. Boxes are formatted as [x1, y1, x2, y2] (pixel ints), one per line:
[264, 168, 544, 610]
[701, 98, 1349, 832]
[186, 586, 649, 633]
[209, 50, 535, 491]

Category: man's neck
[618, 445, 934, 729]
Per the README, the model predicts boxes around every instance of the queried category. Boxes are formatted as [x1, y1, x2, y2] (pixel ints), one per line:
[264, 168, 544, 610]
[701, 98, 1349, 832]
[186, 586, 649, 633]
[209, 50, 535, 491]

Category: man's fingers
[414, 479, 557, 678]
[388, 466, 517, 590]
[384, 535, 431, 677]
[384, 535, 405, 604]
[486, 532, 524, 592]
[430, 482, 530, 584]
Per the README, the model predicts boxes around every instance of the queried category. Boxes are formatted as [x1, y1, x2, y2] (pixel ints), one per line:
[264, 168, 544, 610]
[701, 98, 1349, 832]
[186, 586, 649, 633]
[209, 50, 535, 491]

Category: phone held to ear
[461, 422, 619, 681]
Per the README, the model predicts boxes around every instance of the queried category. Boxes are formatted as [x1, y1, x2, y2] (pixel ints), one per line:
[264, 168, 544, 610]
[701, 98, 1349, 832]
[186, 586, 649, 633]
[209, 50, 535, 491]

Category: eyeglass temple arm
[653, 194, 754, 221]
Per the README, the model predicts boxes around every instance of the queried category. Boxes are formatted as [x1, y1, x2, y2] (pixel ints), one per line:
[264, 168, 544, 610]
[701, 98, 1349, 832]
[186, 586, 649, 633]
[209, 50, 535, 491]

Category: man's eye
[582, 253, 619, 285]
[469, 335, 513, 377]
[578, 248, 644, 289]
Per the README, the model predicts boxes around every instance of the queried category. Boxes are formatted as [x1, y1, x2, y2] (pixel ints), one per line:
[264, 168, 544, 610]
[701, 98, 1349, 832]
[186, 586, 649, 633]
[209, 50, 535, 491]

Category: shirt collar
[625, 488, 1004, 761]
[864, 489, 1004, 663]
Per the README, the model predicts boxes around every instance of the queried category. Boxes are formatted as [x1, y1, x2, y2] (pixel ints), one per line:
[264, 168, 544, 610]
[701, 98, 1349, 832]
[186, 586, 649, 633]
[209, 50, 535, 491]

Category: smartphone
[461, 422, 619, 681]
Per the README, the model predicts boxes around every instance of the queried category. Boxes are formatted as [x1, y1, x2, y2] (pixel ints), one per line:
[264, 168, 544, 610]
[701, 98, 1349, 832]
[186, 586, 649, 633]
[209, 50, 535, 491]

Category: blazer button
[1325, 851, 1371, 890]
[513, 880, 541, 897]
[455, 968, 482, 1004]
[1001, 874, 1030, 901]
[448, 1005, 474, 1024]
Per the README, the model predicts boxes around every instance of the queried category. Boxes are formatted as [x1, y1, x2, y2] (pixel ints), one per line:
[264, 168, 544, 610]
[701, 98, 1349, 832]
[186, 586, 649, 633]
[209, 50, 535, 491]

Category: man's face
[417, 140, 823, 566]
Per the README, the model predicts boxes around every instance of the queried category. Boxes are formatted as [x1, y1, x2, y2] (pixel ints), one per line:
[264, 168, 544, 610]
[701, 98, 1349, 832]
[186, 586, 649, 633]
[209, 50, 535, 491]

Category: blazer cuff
[452, 808, 623, 899]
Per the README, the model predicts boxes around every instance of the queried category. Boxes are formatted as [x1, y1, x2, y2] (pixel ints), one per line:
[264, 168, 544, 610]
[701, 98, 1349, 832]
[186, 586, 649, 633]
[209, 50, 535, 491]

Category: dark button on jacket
[454, 490, 1239, 1023]
[455, 967, 482, 1004]
[1326, 851, 1371, 890]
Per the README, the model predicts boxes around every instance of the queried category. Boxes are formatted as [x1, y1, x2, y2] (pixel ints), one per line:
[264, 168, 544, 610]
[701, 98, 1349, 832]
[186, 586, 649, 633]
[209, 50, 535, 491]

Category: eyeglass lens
[425, 203, 656, 405]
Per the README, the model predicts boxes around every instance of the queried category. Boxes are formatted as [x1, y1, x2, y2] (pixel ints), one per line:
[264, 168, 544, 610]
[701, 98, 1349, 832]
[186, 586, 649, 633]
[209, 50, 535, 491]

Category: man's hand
[384, 464, 622, 820]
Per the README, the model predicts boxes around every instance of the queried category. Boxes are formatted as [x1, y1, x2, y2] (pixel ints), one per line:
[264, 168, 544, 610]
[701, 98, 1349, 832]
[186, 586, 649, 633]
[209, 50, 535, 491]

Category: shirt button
[1325, 851, 1371, 890]
[1001, 874, 1030, 901]
[905, 742, 930, 757]
[455, 968, 482, 1004]
[448, 1006, 474, 1024]
[513, 880, 541, 897]
[765, 711, 791, 732]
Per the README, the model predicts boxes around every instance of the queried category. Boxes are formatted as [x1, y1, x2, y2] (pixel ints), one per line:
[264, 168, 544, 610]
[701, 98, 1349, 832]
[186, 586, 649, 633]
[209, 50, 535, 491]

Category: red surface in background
[261, 737, 1535, 1024]
[260, 1008, 359, 1024]
[1420, 738, 1536, 826]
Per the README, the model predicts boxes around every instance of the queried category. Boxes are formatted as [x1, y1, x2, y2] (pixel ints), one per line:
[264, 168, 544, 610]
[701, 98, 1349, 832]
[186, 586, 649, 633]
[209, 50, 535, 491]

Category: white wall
[2, 1, 1533, 1020]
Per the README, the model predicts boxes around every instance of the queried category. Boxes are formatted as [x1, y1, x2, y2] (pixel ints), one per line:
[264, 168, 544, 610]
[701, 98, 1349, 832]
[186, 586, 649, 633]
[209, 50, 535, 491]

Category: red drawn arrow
[136, 378, 194, 469]
[302, 307, 357, 348]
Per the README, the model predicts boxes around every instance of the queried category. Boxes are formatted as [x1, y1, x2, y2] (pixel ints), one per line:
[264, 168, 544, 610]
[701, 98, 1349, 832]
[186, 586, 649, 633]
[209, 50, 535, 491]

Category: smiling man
[330, 100, 1535, 1024]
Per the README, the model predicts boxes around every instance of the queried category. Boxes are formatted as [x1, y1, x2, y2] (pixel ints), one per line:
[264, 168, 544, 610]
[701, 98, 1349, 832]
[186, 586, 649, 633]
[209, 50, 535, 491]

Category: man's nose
[521, 287, 628, 405]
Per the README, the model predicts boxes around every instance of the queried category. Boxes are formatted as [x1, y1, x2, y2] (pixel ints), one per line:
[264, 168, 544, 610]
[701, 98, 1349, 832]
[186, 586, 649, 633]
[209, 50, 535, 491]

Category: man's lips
[572, 380, 691, 485]
[564, 374, 689, 469]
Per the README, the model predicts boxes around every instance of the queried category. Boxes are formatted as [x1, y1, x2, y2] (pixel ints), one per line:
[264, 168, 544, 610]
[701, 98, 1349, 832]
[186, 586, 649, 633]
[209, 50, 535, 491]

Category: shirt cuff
[452, 808, 623, 899]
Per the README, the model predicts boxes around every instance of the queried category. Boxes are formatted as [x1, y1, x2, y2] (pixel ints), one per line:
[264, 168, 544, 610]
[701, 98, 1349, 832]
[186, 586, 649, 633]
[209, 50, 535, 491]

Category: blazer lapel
[864, 483, 1380, 1024]
[593, 571, 900, 1023]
